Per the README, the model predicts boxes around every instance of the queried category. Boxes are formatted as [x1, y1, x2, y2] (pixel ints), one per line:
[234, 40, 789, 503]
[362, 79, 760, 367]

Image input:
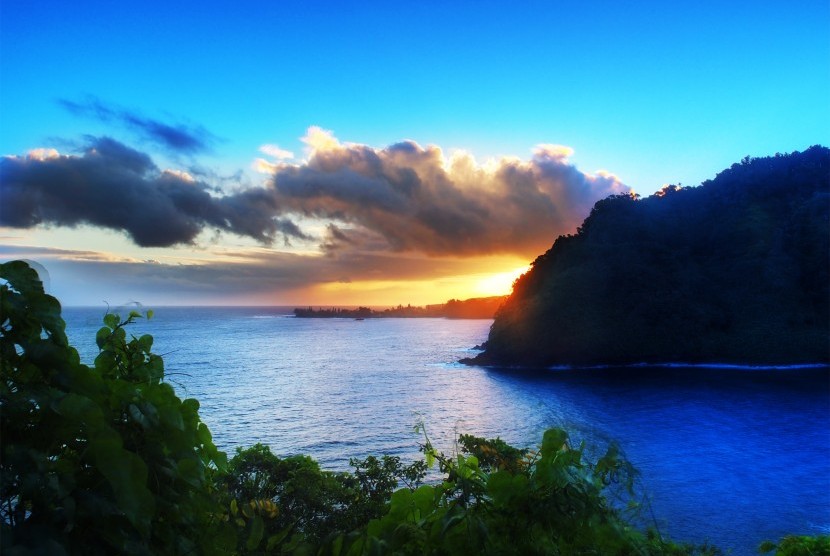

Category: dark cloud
[4, 128, 627, 260]
[320, 223, 391, 253]
[0, 137, 308, 247]
[59, 98, 216, 155]
[271, 131, 629, 257]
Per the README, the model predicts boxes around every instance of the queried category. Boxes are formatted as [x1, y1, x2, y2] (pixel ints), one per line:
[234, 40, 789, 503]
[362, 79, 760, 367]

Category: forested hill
[294, 295, 506, 319]
[468, 146, 830, 368]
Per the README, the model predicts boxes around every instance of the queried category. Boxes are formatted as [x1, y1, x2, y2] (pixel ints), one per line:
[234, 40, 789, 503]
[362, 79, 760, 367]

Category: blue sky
[1, 0, 828, 305]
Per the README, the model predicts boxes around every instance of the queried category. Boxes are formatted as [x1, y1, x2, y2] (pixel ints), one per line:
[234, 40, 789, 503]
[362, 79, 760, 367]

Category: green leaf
[412, 485, 435, 516]
[95, 327, 111, 349]
[182, 398, 201, 414]
[113, 326, 127, 343]
[388, 488, 413, 521]
[176, 458, 202, 487]
[212, 449, 229, 471]
[1, 260, 45, 295]
[487, 470, 513, 503]
[266, 525, 294, 551]
[137, 334, 153, 352]
[246, 515, 265, 550]
[330, 534, 344, 556]
[540, 428, 568, 460]
[440, 509, 466, 537]
[157, 403, 185, 431]
[128, 403, 150, 428]
[366, 518, 381, 538]
[103, 313, 119, 329]
[197, 423, 213, 446]
[54, 392, 99, 422]
[89, 434, 154, 530]
[344, 535, 366, 556]
[212, 522, 239, 553]
[425, 448, 436, 469]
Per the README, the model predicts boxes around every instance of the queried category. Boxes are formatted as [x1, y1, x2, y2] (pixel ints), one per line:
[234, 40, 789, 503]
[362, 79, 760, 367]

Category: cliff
[468, 146, 830, 367]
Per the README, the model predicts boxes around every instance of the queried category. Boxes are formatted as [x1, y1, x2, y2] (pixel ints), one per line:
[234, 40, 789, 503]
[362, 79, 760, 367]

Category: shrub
[0, 261, 233, 554]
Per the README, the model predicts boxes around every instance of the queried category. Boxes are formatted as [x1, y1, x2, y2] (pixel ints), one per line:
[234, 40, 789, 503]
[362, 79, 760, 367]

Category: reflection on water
[63, 307, 830, 556]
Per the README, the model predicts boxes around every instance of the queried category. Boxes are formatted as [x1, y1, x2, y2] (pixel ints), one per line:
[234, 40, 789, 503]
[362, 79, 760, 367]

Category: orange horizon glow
[300, 265, 531, 307]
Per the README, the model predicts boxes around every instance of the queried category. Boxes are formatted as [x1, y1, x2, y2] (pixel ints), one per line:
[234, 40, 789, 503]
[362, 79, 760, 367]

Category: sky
[1, 0, 828, 306]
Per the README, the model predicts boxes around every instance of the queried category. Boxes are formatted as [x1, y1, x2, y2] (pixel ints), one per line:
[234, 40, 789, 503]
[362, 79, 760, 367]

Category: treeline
[294, 295, 506, 319]
[2, 261, 827, 555]
[470, 146, 830, 368]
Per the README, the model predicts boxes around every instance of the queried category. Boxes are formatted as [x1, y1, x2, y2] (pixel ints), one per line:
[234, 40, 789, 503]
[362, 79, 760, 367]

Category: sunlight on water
[63, 307, 830, 556]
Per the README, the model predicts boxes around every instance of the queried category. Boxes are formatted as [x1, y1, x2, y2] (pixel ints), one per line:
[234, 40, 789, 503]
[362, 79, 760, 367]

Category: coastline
[460, 355, 830, 372]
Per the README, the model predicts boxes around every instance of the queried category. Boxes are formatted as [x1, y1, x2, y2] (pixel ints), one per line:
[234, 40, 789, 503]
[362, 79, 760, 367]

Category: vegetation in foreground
[472, 146, 830, 368]
[1, 260, 827, 555]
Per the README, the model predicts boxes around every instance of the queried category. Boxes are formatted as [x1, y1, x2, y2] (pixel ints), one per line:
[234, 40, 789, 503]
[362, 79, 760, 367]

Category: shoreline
[459, 357, 830, 372]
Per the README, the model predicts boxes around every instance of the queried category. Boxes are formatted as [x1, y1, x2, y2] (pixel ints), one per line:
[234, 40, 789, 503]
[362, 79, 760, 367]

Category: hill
[467, 146, 830, 367]
[294, 295, 506, 319]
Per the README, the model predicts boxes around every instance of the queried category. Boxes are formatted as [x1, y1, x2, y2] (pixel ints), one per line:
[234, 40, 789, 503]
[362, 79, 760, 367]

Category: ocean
[62, 306, 830, 555]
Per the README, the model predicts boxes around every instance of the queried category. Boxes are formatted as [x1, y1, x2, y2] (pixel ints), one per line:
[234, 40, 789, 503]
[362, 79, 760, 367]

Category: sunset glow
[309, 263, 532, 306]
[474, 266, 530, 297]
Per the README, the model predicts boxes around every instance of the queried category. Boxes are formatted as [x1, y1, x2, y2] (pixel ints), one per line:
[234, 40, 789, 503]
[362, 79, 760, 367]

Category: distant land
[466, 146, 830, 368]
[294, 296, 506, 319]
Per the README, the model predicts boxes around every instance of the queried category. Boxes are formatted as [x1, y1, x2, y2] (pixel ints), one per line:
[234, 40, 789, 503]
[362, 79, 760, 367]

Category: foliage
[214, 421, 716, 555]
[759, 535, 830, 556]
[326, 427, 719, 556]
[216, 443, 427, 553]
[0, 260, 233, 555]
[456, 433, 529, 473]
[474, 146, 830, 367]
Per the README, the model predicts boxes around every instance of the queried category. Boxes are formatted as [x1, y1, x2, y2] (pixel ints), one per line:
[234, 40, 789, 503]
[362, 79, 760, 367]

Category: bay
[63, 306, 830, 556]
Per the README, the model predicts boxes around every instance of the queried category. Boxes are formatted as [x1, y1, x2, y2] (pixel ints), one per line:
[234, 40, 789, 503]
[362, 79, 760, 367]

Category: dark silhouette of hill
[294, 295, 506, 319]
[467, 146, 830, 367]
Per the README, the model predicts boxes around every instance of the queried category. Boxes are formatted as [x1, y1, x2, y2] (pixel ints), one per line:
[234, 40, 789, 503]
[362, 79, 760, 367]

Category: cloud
[27, 148, 61, 161]
[320, 223, 391, 253]
[0, 244, 125, 262]
[259, 144, 294, 160]
[3, 127, 628, 260]
[0, 137, 308, 247]
[59, 98, 216, 154]
[302, 126, 341, 153]
[270, 128, 629, 257]
[254, 144, 297, 174]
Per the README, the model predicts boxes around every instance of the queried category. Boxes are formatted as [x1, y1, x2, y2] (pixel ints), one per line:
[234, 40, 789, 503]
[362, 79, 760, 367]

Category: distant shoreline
[459, 358, 830, 371]
[294, 295, 506, 320]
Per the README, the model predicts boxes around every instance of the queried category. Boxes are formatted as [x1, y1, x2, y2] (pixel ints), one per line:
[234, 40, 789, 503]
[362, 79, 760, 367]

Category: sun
[473, 266, 530, 297]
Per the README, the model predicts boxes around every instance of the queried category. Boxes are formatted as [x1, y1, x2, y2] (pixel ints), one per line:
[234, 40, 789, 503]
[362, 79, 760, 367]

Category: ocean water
[62, 306, 830, 555]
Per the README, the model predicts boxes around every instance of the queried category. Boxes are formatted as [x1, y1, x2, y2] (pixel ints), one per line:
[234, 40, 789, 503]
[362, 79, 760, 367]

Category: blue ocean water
[62, 306, 830, 555]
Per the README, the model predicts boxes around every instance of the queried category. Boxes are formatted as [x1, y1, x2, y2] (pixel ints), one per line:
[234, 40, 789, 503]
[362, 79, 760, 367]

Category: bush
[0, 261, 233, 555]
